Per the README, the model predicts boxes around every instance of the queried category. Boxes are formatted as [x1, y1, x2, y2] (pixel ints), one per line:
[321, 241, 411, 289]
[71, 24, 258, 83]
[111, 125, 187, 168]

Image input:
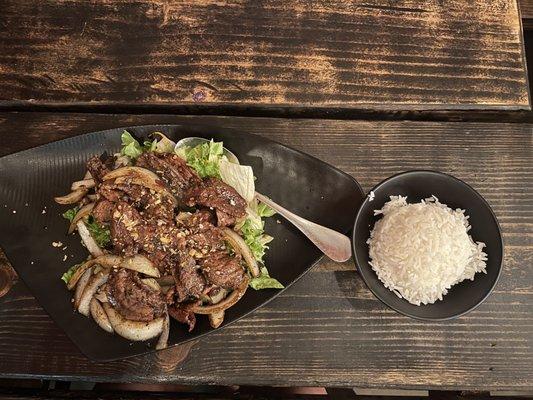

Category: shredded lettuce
[62, 206, 80, 223]
[250, 266, 283, 290]
[181, 140, 225, 178]
[120, 130, 144, 159]
[143, 140, 157, 152]
[121, 131, 176, 159]
[85, 216, 111, 247]
[61, 263, 82, 284]
[239, 218, 273, 263]
[257, 202, 276, 218]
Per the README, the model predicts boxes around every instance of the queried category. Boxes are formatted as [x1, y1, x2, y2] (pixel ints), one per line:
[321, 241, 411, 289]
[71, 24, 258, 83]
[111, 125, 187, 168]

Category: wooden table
[0, 0, 532, 395]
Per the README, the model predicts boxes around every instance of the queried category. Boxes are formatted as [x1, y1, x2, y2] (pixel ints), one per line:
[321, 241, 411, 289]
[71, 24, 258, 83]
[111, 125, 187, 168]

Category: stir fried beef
[79, 147, 255, 332]
[181, 210, 226, 256]
[173, 255, 206, 301]
[200, 251, 244, 290]
[168, 305, 196, 332]
[136, 152, 201, 200]
[92, 200, 114, 223]
[110, 201, 186, 272]
[98, 181, 174, 221]
[106, 268, 166, 322]
[86, 156, 113, 183]
[184, 178, 246, 226]
[110, 201, 143, 255]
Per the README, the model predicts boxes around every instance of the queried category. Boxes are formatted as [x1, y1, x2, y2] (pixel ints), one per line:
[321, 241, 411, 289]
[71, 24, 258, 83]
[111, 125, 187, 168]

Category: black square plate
[0, 124, 364, 361]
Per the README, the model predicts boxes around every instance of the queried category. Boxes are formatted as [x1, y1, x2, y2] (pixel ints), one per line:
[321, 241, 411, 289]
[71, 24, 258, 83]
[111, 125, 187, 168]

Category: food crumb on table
[52, 241, 63, 247]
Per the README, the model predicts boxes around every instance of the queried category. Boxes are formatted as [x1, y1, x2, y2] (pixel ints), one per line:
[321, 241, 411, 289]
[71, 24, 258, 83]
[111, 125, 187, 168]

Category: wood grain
[0, 113, 531, 390]
[520, 0, 533, 20]
[0, 0, 529, 110]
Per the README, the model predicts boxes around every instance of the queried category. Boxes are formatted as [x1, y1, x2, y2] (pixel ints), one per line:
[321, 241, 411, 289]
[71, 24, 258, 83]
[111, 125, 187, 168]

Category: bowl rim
[352, 169, 504, 321]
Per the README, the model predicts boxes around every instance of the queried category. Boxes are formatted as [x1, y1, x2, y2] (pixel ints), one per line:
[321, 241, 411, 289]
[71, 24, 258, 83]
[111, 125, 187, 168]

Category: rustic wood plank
[0, 113, 531, 390]
[520, 0, 533, 20]
[0, 0, 529, 110]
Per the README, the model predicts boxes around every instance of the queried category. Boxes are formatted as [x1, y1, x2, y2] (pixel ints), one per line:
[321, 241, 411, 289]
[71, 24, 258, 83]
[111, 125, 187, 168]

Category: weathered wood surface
[0, 0, 529, 110]
[520, 0, 533, 19]
[0, 113, 531, 390]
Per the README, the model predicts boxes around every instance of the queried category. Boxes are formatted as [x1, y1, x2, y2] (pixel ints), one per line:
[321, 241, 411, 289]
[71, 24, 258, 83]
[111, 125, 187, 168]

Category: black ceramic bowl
[353, 170, 503, 320]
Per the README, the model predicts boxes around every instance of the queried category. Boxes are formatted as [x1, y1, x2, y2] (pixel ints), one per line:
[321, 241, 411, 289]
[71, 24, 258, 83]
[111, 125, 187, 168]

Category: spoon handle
[255, 192, 352, 262]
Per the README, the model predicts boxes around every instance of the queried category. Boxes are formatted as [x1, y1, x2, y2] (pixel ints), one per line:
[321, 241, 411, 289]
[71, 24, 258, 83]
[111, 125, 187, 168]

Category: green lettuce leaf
[257, 202, 276, 218]
[120, 130, 144, 159]
[182, 140, 225, 178]
[85, 216, 111, 247]
[239, 218, 273, 263]
[62, 206, 80, 223]
[219, 159, 255, 203]
[143, 140, 157, 152]
[61, 263, 82, 284]
[249, 266, 284, 290]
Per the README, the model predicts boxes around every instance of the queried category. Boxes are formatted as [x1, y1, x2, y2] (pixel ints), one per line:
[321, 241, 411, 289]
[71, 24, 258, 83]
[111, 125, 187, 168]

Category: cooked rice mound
[367, 196, 487, 305]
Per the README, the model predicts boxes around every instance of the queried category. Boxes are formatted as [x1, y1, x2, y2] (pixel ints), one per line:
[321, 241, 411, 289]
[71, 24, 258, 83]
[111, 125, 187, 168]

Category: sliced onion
[114, 155, 130, 168]
[209, 311, 224, 328]
[153, 132, 176, 154]
[54, 188, 88, 205]
[102, 302, 164, 341]
[190, 276, 249, 314]
[155, 313, 170, 350]
[103, 166, 160, 182]
[68, 254, 158, 291]
[77, 221, 104, 258]
[78, 269, 109, 316]
[141, 278, 161, 291]
[103, 166, 177, 205]
[90, 297, 113, 333]
[73, 268, 92, 309]
[209, 288, 228, 305]
[68, 203, 94, 234]
[222, 228, 260, 277]
[68, 259, 99, 290]
[121, 255, 160, 278]
[71, 178, 95, 191]
[156, 275, 174, 286]
[93, 290, 108, 303]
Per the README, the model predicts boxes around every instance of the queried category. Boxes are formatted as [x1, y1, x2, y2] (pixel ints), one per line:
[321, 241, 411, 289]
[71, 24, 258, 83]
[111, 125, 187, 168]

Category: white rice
[367, 195, 487, 305]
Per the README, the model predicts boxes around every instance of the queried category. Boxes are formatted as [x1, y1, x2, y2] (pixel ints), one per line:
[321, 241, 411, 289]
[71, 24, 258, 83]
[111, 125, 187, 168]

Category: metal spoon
[175, 137, 352, 262]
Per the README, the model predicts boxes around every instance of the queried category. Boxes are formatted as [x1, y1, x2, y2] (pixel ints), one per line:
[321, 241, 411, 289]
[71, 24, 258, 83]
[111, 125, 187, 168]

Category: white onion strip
[76, 221, 104, 258]
[222, 228, 260, 277]
[54, 188, 88, 205]
[209, 311, 224, 328]
[68, 255, 159, 290]
[102, 302, 164, 341]
[71, 178, 95, 191]
[90, 297, 114, 333]
[78, 269, 109, 316]
[68, 203, 94, 234]
[191, 276, 249, 314]
[103, 166, 177, 206]
[73, 268, 92, 309]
